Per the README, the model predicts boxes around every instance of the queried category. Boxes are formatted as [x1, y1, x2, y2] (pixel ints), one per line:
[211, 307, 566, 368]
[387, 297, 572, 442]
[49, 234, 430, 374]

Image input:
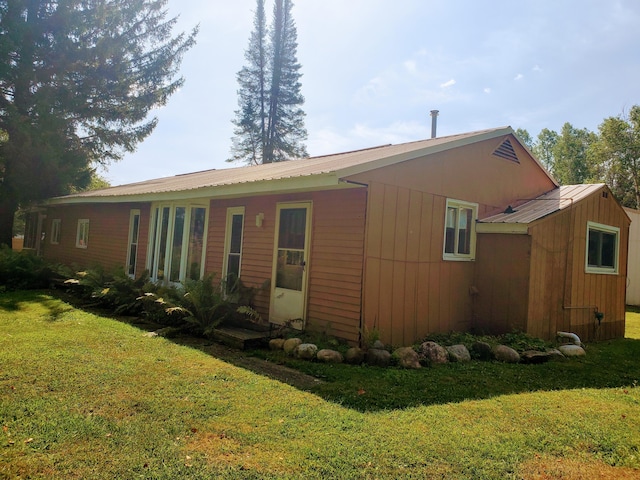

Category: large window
[148, 204, 207, 283]
[586, 221, 619, 274]
[222, 207, 245, 292]
[76, 219, 89, 249]
[443, 199, 477, 261]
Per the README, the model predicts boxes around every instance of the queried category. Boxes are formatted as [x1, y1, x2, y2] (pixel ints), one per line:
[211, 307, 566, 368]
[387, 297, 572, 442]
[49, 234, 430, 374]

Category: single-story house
[26, 127, 630, 345]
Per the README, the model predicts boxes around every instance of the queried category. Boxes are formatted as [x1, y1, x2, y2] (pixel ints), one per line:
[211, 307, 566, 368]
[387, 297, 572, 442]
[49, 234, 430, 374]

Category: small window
[586, 221, 619, 274]
[76, 219, 89, 249]
[50, 219, 61, 245]
[443, 199, 477, 261]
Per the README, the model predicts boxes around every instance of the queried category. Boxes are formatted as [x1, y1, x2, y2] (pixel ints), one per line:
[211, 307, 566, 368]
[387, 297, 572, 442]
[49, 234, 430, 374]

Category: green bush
[423, 330, 551, 353]
[0, 245, 56, 290]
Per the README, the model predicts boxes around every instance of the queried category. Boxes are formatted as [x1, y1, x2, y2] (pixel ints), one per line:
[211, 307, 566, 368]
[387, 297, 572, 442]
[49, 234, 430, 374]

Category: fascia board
[44, 173, 345, 206]
[476, 223, 529, 234]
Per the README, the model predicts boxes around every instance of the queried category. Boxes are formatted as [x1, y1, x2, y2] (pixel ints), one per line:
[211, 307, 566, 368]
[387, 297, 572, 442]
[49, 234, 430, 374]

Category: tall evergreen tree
[231, 0, 307, 164]
[0, 0, 197, 247]
[230, 0, 268, 165]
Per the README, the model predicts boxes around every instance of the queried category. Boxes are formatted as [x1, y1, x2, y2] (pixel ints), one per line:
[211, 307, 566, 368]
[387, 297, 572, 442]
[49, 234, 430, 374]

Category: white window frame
[443, 199, 478, 261]
[126, 210, 141, 278]
[76, 219, 89, 249]
[585, 221, 619, 275]
[50, 219, 61, 245]
[146, 203, 209, 284]
[222, 207, 245, 292]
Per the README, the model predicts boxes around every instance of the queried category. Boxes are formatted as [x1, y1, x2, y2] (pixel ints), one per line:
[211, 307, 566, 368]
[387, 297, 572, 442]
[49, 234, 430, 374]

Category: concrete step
[211, 326, 271, 350]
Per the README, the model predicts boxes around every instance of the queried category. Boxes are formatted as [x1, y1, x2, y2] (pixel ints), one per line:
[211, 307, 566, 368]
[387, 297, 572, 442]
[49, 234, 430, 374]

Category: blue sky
[105, 0, 640, 185]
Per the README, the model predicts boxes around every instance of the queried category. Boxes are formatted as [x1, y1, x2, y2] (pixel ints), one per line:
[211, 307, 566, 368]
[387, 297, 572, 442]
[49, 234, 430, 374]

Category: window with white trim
[126, 210, 141, 278]
[222, 207, 245, 293]
[586, 221, 619, 274]
[443, 199, 477, 261]
[148, 204, 207, 283]
[50, 219, 61, 245]
[76, 219, 89, 249]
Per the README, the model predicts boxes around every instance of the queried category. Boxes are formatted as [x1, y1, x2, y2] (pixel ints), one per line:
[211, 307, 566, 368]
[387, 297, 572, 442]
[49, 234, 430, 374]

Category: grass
[1, 290, 639, 479]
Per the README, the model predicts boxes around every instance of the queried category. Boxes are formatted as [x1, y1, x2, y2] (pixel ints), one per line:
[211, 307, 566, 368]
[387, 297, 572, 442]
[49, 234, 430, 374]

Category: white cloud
[532, 65, 542, 72]
[440, 78, 456, 88]
[514, 73, 524, 80]
[404, 60, 418, 74]
[484, 87, 492, 94]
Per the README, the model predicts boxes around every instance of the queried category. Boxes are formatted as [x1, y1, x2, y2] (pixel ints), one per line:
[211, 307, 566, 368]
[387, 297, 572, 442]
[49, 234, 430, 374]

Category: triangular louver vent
[493, 139, 519, 163]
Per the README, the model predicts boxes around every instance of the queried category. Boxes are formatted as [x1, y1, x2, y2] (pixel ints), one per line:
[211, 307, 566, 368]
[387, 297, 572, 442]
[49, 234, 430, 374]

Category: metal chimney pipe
[430, 110, 439, 139]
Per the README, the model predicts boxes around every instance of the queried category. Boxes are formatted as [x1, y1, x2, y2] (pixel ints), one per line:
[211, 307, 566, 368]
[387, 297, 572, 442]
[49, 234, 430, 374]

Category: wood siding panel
[362, 182, 476, 346]
[42, 203, 151, 276]
[205, 189, 367, 344]
[527, 186, 628, 341]
[473, 234, 530, 335]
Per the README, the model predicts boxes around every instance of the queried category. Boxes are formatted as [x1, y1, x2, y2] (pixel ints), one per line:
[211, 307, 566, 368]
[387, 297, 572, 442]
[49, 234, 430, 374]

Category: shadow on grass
[35, 289, 640, 412]
[0, 289, 73, 320]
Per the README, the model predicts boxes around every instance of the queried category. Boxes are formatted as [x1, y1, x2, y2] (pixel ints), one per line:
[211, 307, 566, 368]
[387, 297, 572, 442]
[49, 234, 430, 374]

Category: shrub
[0, 245, 56, 290]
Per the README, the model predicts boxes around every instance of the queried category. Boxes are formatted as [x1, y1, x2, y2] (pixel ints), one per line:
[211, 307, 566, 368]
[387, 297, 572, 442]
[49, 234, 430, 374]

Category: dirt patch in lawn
[173, 334, 324, 391]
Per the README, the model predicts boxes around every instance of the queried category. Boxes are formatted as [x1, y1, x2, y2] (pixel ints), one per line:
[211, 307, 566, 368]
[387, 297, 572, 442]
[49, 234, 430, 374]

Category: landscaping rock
[418, 341, 449, 364]
[493, 345, 520, 363]
[371, 340, 386, 350]
[393, 347, 421, 369]
[446, 344, 471, 362]
[546, 348, 566, 361]
[558, 344, 586, 357]
[471, 341, 494, 361]
[344, 347, 365, 365]
[283, 338, 302, 355]
[294, 343, 318, 360]
[366, 348, 392, 367]
[520, 350, 553, 364]
[269, 338, 286, 350]
[317, 349, 344, 363]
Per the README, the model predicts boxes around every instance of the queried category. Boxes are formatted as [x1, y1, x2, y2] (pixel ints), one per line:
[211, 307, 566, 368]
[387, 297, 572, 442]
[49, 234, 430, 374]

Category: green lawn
[1, 290, 640, 479]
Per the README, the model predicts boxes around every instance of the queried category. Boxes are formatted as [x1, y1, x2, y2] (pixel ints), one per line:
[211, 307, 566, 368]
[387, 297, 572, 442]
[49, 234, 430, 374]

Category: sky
[104, 0, 640, 186]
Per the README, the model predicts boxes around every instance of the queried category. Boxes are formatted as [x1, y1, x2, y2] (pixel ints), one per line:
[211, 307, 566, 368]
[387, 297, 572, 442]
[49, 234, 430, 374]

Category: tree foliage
[590, 106, 640, 209]
[231, 0, 307, 165]
[0, 0, 197, 247]
[519, 105, 640, 208]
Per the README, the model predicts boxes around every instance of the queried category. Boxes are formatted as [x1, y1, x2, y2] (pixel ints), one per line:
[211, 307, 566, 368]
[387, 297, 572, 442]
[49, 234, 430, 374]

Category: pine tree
[231, 0, 307, 164]
[0, 0, 197, 247]
[230, 0, 268, 165]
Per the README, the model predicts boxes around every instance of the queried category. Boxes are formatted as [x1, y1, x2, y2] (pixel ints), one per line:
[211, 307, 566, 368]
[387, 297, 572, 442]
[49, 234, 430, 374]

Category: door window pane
[278, 208, 306, 249]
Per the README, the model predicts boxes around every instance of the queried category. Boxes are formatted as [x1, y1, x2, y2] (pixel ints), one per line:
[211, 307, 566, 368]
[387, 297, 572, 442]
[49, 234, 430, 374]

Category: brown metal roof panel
[480, 184, 604, 224]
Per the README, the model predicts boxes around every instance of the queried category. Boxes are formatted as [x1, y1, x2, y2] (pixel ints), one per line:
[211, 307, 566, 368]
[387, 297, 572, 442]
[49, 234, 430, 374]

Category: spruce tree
[0, 0, 197, 247]
[231, 0, 307, 164]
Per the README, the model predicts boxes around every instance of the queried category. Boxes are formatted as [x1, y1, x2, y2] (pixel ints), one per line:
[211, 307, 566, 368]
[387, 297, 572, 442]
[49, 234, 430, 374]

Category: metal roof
[479, 184, 606, 225]
[47, 127, 530, 204]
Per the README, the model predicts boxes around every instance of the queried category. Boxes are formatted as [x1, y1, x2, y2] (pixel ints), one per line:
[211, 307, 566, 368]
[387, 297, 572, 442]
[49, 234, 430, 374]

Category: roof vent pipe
[430, 110, 439, 139]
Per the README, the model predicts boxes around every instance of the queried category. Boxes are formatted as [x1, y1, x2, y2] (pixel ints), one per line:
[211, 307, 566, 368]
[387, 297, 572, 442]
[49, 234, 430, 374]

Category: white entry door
[269, 203, 312, 328]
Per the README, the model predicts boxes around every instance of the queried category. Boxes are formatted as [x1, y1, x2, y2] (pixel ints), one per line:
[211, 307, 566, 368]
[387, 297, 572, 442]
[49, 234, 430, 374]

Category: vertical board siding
[206, 189, 367, 344]
[527, 187, 628, 341]
[362, 182, 476, 346]
[474, 234, 530, 335]
[42, 203, 150, 275]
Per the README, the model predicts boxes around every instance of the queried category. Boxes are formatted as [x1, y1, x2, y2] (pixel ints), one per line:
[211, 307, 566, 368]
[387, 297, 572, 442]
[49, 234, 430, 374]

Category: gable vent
[493, 139, 519, 163]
